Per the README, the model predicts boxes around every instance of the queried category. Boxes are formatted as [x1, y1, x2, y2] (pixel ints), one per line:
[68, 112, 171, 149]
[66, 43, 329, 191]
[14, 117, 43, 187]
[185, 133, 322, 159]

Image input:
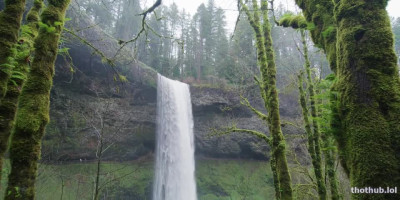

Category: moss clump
[278, 14, 307, 29]
[279, 13, 294, 27]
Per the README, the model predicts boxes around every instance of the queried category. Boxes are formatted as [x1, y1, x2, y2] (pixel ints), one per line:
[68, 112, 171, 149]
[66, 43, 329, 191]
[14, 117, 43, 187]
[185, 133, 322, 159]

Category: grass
[0, 158, 274, 200]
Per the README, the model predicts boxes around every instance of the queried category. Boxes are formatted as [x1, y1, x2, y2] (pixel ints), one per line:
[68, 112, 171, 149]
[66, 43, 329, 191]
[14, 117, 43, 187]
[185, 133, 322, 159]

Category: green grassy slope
[1, 159, 274, 200]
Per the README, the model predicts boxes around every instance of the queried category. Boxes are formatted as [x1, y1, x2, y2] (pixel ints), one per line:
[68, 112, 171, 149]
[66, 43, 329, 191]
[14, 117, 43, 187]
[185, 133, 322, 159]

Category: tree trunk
[260, 1, 293, 199]
[94, 137, 103, 200]
[5, 0, 71, 199]
[295, 0, 400, 199]
[300, 30, 327, 200]
[334, 1, 400, 199]
[240, 0, 293, 199]
[324, 137, 340, 200]
[0, 0, 42, 181]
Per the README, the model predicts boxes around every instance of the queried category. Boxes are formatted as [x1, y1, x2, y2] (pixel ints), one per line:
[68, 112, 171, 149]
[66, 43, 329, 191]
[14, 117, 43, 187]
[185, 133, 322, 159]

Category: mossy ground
[1, 159, 274, 199]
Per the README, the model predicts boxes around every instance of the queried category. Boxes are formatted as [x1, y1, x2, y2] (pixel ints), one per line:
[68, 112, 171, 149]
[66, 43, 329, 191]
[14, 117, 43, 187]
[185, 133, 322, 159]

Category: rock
[42, 7, 304, 162]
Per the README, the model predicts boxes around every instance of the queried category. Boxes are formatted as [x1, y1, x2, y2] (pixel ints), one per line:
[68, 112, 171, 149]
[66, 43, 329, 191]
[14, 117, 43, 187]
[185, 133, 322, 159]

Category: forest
[0, 0, 400, 199]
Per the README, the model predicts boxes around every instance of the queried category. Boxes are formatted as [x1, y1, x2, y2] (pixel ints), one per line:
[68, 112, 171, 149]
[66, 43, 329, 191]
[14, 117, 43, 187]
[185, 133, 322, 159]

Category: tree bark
[0, 0, 43, 181]
[0, 0, 26, 98]
[5, 0, 71, 199]
[295, 0, 400, 199]
[240, 0, 293, 199]
[300, 30, 327, 200]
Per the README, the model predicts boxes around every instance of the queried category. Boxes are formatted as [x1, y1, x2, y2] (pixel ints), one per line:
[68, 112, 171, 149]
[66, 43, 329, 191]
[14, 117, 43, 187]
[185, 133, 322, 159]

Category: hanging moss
[5, 0, 70, 199]
[278, 14, 307, 29]
[0, 0, 26, 98]
[0, 0, 43, 181]
[294, 0, 337, 73]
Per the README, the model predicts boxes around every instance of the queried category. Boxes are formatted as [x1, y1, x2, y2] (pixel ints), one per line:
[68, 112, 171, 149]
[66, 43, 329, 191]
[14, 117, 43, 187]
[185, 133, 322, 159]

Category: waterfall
[153, 74, 197, 200]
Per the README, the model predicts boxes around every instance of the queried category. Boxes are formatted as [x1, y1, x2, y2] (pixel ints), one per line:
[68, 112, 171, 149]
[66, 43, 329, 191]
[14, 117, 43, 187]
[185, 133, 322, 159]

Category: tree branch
[210, 124, 271, 144]
[240, 95, 268, 121]
[139, 0, 162, 17]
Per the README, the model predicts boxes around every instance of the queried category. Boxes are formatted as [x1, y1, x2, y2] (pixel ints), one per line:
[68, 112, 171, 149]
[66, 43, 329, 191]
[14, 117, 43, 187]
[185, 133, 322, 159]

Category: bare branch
[231, 1, 242, 40]
[269, 0, 280, 25]
[139, 0, 162, 18]
[63, 28, 124, 82]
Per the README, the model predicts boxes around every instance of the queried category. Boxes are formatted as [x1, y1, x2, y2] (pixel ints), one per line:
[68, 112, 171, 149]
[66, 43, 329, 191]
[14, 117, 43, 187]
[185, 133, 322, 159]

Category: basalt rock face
[45, 63, 301, 162]
[41, 5, 302, 162]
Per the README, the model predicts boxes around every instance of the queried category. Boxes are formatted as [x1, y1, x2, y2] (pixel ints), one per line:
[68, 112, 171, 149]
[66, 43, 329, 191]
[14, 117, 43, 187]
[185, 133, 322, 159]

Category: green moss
[279, 14, 308, 29]
[0, 0, 26, 98]
[333, 1, 400, 199]
[237, 1, 294, 199]
[279, 13, 294, 27]
[298, 71, 326, 200]
[5, 0, 71, 199]
[300, 30, 327, 200]
[260, 1, 293, 199]
[296, 0, 400, 199]
[294, 0, 337, 72]
[0, 0, 43, 181]
[0, 159, 274, 199]
[322, 26, 336, 40]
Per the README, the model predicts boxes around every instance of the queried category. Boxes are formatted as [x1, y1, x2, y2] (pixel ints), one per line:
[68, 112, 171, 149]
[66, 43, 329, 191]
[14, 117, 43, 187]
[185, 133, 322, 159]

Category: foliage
[0, 0, 27, 98]
[0, 159, 274, 199]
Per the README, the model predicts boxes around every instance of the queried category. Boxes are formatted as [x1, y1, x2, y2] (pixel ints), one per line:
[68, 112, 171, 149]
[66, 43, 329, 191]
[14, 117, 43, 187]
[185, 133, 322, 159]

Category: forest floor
[0, 158, 274, 200]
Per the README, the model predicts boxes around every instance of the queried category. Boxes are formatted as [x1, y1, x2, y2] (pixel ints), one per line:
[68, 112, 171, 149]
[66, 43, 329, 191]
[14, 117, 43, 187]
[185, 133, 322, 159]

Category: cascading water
[153, 74, 197, 200]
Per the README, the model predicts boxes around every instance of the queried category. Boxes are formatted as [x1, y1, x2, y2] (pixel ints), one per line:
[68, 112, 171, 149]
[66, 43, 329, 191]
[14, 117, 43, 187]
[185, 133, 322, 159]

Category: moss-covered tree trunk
[295, 0, 400, 199]
[298, 71, 326, 200]
[270, 154, 281, 200]
[324, 136, 340, 200]
[240, 0, 293, 199]
[0, 0, 26, 98]
[0, 0, 43, 181]
[5, 0, 71, 199]
[300, 30, 327, 200]
[259, 1, 293, 199]
[334, 1, 400, 199]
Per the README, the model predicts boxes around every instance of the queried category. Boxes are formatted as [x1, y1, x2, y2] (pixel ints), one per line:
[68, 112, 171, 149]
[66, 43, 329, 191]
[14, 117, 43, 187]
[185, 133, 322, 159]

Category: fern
[39, 22, 56, 33]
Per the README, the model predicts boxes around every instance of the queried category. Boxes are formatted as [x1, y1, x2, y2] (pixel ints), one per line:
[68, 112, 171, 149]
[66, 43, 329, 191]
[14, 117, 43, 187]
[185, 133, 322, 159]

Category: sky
[145, 0, 400, 34]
